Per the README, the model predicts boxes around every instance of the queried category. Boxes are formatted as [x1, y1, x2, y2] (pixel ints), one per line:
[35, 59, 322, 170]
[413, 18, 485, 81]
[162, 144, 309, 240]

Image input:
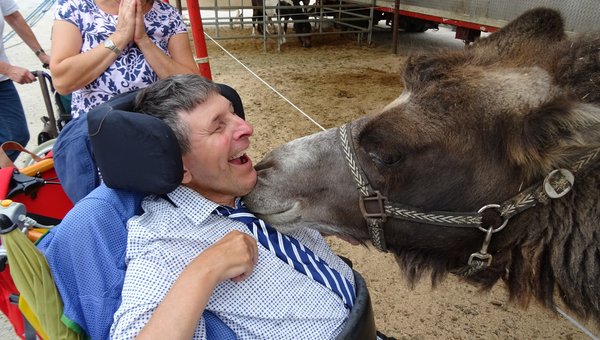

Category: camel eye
[369, 151, 402, 167]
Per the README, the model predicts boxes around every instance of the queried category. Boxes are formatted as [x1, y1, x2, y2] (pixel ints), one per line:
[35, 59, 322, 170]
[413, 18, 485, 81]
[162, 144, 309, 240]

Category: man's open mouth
[229, 152, 249, 165]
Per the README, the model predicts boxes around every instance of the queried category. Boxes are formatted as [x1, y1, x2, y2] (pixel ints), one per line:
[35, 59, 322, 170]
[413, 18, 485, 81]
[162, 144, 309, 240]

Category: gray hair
[134, 74, 220, 154]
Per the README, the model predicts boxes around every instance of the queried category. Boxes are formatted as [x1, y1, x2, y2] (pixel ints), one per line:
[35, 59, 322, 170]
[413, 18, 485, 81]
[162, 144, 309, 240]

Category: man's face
[180, 92, 256, 206]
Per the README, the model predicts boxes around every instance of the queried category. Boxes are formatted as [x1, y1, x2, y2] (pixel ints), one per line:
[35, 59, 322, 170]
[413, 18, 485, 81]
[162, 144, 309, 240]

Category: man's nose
[233, 116, 253, 139]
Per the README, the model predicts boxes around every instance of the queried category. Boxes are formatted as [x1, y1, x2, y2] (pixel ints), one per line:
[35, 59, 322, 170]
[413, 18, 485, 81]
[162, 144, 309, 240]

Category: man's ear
[181, 161, 192, 185]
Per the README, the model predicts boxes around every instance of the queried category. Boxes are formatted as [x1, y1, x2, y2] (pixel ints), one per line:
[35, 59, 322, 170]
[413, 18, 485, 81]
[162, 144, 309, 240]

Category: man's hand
[7, 65, 36, 84]
[195, 230, 259, 284]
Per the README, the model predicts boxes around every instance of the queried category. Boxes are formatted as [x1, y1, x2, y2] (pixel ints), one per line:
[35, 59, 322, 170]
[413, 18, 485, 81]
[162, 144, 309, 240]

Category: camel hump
[501, 7, 565, 40]
[469, 7, 567, 64]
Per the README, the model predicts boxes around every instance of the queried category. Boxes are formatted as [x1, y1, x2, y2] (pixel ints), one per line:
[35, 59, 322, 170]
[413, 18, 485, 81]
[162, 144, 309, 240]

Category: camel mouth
[258, 209, 302, 226]
[321, 232, 360, 245]
[335, 234, 360, 245]
[252, 201, 302, 225]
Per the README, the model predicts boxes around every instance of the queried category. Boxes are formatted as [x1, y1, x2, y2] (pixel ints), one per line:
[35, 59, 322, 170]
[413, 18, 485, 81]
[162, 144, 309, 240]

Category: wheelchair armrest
[335, 270, 377, 340]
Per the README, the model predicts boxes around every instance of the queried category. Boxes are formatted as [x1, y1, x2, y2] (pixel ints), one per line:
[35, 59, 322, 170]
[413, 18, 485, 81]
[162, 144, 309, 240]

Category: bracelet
[34, 48, 45, 57]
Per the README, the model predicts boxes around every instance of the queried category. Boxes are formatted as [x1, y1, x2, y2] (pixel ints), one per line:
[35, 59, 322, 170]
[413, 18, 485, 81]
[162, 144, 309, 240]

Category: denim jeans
[0, 80, 30, 161]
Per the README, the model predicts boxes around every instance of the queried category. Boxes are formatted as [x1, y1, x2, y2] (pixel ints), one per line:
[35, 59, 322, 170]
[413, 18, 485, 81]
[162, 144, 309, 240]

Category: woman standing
[50, 0, 198, 118]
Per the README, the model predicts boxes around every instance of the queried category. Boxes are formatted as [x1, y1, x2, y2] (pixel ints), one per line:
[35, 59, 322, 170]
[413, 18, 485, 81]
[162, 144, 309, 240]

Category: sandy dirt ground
[1, 2, 599, 339]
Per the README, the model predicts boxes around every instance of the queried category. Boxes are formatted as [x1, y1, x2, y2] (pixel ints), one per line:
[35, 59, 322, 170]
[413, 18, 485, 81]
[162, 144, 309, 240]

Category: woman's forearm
[51, 43, 122, 94]
[136, 33, 198, 78]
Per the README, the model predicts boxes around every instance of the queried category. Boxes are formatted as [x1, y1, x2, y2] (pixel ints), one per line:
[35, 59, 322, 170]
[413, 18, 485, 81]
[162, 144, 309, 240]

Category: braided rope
[340, 124, 388, 252]
[367, 219, 387, 252]
[501, 149, 600, 219]
[384, 207, 481, 226]
[574, 149, 600, 171]
[339, 125, 371, 197]
[339, 122, 600, 262]
[340, 124, 482, 228]
[501, 192, 537, 217]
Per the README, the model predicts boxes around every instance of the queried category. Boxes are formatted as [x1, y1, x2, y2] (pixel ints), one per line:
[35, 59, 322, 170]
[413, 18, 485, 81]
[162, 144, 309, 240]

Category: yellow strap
[18, 296, 49, 340]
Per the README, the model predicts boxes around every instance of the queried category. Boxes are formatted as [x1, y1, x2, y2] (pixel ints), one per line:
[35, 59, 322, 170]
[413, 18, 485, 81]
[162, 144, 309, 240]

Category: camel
[244, 7, 600, 325]
[251, 0, 312, 47]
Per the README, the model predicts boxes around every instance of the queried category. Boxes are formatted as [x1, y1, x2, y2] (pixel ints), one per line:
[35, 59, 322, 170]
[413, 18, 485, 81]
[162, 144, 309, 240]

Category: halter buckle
[543, 169, 574, 199]
[359, 191, 388, 222]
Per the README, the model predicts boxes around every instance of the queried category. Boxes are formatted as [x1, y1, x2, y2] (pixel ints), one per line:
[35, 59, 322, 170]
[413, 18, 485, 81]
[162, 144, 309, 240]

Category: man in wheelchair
[37, 74, 382, 339]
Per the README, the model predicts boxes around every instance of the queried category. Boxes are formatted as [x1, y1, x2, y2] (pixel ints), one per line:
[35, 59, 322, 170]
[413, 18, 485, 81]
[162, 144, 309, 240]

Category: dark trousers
[0, 80, 30, 161]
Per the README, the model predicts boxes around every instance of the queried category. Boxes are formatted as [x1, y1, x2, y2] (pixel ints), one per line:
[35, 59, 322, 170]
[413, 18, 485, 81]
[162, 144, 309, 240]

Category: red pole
[186, 0, 213, 79]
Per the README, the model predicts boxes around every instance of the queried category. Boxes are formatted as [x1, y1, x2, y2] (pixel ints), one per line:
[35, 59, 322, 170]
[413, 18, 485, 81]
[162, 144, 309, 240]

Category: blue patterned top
[54, 0, 187, 118]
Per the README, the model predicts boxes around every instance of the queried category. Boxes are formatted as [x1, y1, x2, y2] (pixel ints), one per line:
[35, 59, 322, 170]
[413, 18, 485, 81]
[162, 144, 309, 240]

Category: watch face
[104, 39, 120, 54]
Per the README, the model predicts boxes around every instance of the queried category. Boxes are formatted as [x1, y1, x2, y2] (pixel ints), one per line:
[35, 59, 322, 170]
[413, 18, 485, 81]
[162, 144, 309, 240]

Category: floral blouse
[55, 0, 187, 118]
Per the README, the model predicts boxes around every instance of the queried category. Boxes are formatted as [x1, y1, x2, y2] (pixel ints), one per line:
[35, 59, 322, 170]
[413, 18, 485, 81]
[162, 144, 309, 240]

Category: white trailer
[363, 0, 600, 44]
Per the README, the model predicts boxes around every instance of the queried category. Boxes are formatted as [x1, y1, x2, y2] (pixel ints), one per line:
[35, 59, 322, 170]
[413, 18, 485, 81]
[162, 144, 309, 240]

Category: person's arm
[4, 11, 50, 65]
[112, 230, 258, 339]
[133, 0, 198, 77]
[136, 33, 198, 78]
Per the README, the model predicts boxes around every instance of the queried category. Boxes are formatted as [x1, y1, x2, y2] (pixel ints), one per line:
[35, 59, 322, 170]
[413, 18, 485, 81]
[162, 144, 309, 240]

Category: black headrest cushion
[88, 90, 183, 195]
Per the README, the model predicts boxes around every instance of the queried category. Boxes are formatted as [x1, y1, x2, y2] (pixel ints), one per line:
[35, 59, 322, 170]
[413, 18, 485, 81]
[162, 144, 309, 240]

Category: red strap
[0, 166, 14, 200]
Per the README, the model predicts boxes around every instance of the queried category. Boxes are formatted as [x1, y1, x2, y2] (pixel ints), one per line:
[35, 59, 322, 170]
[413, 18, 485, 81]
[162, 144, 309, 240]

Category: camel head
[245, 8, 600, 324]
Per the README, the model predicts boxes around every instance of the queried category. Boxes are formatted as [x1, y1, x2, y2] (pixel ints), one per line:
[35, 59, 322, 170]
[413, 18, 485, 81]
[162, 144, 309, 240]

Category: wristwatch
[34, 48, 45, 57]
[104, 38, 121, 55]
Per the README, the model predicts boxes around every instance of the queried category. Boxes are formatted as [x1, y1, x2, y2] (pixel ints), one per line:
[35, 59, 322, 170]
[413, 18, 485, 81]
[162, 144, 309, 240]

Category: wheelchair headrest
[88, 90, 183, 195]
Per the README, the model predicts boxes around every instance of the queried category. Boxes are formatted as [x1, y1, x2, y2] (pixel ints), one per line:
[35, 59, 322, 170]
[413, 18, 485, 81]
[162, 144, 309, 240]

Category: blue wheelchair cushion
[87, 90, 183, 195]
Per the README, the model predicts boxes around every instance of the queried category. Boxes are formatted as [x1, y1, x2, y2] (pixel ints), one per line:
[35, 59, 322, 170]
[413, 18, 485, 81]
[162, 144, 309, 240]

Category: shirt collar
[165, 185, 224, 225]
